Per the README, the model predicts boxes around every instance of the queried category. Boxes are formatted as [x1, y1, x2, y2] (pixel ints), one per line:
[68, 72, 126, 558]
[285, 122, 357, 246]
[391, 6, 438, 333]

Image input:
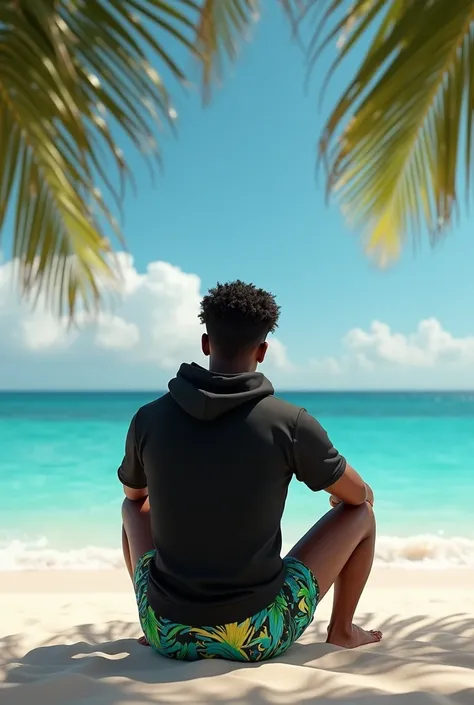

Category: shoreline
[2, 531, 474, 571]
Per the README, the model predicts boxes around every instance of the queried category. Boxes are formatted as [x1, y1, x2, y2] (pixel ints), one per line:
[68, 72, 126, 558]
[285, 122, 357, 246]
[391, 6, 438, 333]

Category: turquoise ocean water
[1, 391, 473, 570]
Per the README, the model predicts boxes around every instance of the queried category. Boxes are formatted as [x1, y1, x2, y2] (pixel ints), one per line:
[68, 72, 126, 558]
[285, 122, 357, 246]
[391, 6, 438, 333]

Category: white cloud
[95, 315, 140, 351]
[21, 311, 71, 351]
[309, 356, 342, 376]
[0, 254, 203, 368]
[344, 318, 474, 367]
[0, 255, 294, 389]
[303, 318, 474, 389]
[265, 338, 293, 371]
[1, 255, 473, 390]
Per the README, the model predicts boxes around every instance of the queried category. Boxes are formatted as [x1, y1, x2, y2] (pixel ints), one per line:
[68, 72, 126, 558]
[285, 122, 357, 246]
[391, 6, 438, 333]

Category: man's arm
[118, 414, 149, 501]
[292, 410, 374, 505]
[326, 463, 373, 507]
[123, 486, 148, 501]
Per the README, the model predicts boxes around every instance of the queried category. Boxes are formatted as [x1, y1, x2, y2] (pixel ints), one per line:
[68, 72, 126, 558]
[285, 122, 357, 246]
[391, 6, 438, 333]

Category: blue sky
[1, 3, 474, 390]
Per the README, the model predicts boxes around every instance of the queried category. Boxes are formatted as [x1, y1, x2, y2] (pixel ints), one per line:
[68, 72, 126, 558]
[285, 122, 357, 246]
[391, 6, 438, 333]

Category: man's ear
[256, 341, 268, 364]
[201, 333, 210, 357]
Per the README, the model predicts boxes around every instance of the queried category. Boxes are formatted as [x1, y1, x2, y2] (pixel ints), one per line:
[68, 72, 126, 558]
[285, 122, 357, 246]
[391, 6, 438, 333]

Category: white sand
[1, 567, 474, 705]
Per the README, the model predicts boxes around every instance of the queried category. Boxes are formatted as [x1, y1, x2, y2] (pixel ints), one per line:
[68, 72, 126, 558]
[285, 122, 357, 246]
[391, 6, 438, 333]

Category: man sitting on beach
[118, 280, 381, 661]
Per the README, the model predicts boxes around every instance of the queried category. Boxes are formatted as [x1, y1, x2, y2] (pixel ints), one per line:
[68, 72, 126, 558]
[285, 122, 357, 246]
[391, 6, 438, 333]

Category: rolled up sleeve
[117, 413, 147, 489]
[292, 410, 346, 491]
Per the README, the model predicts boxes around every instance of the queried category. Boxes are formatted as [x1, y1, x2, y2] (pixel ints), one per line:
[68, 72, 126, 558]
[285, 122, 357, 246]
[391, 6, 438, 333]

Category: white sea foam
[0, 538, 123, 571]
[375, 534, 474, 567]
[1, 535, 474, 571]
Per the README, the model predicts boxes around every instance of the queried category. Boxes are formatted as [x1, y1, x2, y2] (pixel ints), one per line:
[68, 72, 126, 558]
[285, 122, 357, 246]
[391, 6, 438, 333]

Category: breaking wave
[2, 533, 474, 571]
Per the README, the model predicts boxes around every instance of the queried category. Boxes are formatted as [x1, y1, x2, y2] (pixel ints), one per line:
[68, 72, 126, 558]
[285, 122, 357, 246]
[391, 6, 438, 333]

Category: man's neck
[209, 358, 256, 375]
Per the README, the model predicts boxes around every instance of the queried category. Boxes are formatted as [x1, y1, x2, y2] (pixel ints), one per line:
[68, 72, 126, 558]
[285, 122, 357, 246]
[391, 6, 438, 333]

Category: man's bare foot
[138, 635, 150, 647]
[326, 624, 383, 649]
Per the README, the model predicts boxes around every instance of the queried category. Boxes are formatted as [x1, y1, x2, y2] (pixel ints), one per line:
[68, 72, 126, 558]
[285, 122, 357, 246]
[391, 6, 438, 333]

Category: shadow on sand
[1, 613, 474, 705]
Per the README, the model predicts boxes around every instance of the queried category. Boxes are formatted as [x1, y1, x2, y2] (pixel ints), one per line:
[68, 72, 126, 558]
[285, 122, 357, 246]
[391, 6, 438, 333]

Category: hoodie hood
[168, 363, 274, 421]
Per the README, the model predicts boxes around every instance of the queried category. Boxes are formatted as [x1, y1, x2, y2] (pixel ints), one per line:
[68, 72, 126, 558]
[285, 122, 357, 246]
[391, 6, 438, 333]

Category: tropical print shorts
[134, 552, 319, 662]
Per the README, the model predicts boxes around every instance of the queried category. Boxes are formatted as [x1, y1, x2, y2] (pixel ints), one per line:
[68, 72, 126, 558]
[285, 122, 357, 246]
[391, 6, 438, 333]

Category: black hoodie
[118, 363, 346, 625]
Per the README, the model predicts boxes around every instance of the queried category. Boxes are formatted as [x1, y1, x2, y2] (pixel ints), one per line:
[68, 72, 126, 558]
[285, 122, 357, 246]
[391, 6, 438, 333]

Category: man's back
[119, 363, 346, 625]
[119, 280, 379, 660]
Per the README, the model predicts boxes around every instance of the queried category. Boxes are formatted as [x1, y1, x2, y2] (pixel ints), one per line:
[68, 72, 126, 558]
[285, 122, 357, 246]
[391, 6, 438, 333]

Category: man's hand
[325, 463, 369, 507]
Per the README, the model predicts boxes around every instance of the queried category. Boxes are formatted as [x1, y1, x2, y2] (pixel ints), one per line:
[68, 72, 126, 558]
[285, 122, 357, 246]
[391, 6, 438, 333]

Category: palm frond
[303, 0, 474, 264]
[195, 0, 260, 102]
[0, 0, 203, 317]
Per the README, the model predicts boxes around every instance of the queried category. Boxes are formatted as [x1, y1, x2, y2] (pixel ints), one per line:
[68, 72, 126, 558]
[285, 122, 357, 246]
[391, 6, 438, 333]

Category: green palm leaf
[1, 0, 260, 317]
[1, 0, 199, 316]
[195, 0, 260, 102]
[300, 0, 474, 264]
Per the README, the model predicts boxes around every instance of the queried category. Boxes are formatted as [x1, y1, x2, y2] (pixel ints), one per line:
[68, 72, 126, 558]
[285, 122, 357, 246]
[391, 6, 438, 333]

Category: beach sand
[1, 567, 474, 705]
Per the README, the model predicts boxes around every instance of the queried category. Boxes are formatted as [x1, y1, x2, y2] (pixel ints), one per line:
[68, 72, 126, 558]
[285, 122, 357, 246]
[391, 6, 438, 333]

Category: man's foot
[326, 624, 383, 649]
[138, 635, 150, 647]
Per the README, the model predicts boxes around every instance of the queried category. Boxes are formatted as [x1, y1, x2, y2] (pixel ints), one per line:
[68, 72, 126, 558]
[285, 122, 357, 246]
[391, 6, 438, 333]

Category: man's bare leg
[122, 497, 154, 645]
[122, 526, 133, 579]
[287, 501, 381, 648]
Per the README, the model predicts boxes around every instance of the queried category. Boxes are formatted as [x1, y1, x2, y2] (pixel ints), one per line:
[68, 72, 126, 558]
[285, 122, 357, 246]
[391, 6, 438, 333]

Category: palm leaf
[0, 1, 203, 317]
[195, 0, 260, 102]
[301, 0, 474, 264]
[1, 0, 271, 316]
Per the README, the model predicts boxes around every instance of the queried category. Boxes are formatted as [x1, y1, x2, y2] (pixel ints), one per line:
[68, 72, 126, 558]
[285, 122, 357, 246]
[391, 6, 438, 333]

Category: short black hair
[199, 280, 280, 357]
